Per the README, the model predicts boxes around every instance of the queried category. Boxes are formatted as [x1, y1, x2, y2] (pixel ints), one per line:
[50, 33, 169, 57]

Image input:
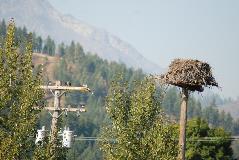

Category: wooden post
[50, 81, 61, 152]
[178, 88, 188, 160]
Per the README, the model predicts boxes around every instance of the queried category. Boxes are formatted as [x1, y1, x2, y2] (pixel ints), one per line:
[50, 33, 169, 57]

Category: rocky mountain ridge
[0, 0, 163, 73]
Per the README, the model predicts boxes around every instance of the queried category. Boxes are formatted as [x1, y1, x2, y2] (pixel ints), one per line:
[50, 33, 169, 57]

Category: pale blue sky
[48, 0, 239, 98]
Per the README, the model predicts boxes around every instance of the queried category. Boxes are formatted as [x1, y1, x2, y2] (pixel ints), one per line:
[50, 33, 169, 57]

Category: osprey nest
[161, 59, 218, 92]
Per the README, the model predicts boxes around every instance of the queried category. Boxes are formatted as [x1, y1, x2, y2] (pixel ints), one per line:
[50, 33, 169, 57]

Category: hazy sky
[48, 0, 239, 98]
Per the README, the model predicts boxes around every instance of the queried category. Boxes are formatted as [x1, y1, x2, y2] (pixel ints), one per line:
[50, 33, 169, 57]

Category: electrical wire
[74, 136, 239, 142]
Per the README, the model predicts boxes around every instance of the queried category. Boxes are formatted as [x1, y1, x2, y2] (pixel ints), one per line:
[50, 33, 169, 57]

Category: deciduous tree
[186, 118, 233, 160]
[0, 21, 43, 159]
[100, 77, 178, 160]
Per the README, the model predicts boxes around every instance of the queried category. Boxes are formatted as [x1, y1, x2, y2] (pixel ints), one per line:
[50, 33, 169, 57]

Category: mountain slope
[219, 100, 239, 119]
[0, 0, 163, 73]
[32, 53, 60, 81]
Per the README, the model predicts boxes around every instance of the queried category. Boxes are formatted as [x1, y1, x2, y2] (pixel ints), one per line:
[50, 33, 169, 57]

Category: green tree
[0, 19, 7, 37]
[161, 87, 182, 118]
[0, 21, 43, 159]
[43, 35, 55, 56]
[186, 118, 233, 160]
[58, 42, 65, 56]
[34, 36, 43, 53]
[100, 77, 178, 160]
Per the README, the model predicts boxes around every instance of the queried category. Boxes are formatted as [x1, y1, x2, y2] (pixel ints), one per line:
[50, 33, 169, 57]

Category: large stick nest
[161, 59, 218, 92]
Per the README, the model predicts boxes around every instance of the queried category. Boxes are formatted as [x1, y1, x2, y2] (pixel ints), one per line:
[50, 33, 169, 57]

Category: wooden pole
[50, 81, 61, 156]
[178, 88, 188, 160]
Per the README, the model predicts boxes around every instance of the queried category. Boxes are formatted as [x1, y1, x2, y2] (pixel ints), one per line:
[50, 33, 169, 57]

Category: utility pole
[39, 80, 91, 154]
[178, 88, 188, 160]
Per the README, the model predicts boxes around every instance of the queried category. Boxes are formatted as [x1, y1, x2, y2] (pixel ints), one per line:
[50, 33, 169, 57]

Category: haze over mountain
[0, 0, 163, 73]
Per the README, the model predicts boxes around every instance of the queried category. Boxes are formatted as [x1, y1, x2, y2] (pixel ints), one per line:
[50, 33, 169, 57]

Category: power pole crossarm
[44, 107, 86, 112]
[40, 85, 91, 92]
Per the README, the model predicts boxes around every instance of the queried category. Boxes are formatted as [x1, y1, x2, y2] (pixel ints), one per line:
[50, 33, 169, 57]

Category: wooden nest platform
[161, 59, 218, 92]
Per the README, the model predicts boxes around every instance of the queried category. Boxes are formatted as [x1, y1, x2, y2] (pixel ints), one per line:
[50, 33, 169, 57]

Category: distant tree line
[0, 19, 56, 55]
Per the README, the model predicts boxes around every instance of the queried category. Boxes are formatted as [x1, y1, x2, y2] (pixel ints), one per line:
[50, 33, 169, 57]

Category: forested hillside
[1, 20, 239, 159]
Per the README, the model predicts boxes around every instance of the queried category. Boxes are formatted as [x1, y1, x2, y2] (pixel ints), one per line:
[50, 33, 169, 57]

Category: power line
[74, 136, 239, 142]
